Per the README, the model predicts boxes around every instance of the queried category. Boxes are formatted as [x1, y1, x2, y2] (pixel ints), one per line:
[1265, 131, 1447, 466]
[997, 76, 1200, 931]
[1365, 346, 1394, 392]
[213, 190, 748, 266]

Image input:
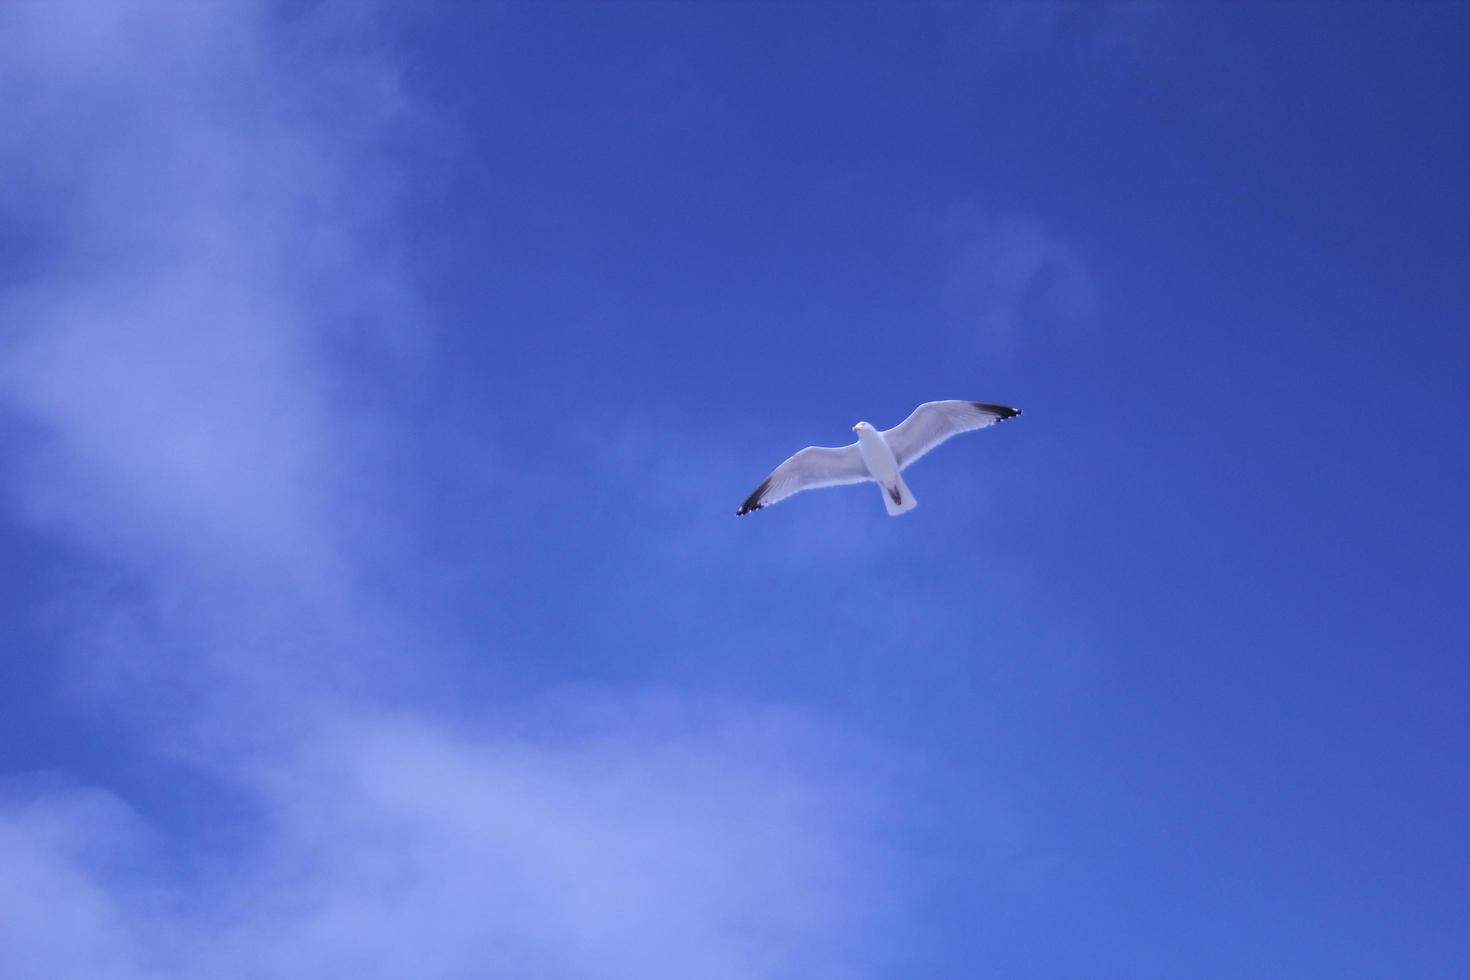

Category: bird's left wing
[736, 443, 868, 515]
[882, 400, 1021, 469]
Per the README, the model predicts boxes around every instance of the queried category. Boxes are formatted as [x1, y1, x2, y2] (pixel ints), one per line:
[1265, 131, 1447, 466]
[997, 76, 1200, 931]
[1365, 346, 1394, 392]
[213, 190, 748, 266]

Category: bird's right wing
[882, 400, 1021, 469]
[736, 443, 868, 515]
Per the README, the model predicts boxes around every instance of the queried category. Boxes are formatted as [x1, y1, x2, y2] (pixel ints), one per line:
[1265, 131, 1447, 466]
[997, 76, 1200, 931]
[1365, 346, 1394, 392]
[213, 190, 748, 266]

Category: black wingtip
[973, 402, 1021, 421]
[736, 479, 770, 517]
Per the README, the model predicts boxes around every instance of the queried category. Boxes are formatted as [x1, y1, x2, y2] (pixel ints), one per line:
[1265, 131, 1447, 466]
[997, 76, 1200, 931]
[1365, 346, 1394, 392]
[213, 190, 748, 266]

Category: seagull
[736, 400, 1021, 517]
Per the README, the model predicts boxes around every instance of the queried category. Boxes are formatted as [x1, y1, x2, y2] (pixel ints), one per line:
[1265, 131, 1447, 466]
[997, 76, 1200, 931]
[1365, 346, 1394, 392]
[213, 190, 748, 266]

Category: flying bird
[736, 400, 1021, 517]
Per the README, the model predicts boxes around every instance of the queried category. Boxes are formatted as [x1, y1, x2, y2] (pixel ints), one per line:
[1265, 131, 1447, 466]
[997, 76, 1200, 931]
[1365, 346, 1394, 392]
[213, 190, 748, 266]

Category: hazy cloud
[0, 4, 902, 977]
[1, 704, 895, 980]
[937, 203, 1095, 354]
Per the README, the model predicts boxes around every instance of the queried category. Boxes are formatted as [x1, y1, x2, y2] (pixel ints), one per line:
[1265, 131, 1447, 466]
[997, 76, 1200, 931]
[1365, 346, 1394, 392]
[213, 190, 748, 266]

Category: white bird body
[853, 422, 916, 516]
[736, 400, 1021, 517]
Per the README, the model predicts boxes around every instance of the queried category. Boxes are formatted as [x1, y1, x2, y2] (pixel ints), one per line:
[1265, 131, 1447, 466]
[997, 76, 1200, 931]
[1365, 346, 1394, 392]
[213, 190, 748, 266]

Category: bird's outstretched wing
[736, 444, 868, 515]
[882, 401, 1021, 469]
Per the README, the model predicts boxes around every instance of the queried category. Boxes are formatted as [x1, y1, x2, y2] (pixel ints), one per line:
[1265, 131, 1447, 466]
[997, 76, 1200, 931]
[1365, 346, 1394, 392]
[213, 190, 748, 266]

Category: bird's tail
[882, 477, 918, 516]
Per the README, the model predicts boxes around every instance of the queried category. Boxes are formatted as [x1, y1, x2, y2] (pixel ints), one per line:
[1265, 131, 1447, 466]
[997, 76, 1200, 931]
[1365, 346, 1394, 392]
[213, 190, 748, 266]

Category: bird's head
[852, 421, 874, 434]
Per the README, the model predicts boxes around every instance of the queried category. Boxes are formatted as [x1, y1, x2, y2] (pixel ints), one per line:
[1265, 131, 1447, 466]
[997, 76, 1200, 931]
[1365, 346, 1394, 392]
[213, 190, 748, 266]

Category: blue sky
[1, 1, 1467, 976]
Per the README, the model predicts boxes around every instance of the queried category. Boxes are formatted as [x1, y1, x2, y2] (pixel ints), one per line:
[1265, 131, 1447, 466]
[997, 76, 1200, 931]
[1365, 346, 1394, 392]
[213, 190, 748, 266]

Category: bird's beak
[851, 424, 859, 432]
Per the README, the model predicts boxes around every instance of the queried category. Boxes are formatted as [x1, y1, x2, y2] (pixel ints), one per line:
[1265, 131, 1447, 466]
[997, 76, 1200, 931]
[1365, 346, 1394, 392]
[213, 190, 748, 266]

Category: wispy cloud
[2, 702, 896, 980]
[937, 202, 1096, 355]
[0, 0, 402, 590]
[0, 0, 426, 734]
[0, 4, 901, 976]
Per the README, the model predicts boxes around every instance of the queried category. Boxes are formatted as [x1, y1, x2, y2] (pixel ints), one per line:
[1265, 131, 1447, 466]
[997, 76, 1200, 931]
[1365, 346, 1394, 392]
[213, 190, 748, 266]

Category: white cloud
[1, 704, 896, 980]
[222, 704, 891, 980]
[0, 5, 905, 977]
[0, 0, 409, 592]
[0, 786, 159, 980]
[0, 0, 424, 717]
